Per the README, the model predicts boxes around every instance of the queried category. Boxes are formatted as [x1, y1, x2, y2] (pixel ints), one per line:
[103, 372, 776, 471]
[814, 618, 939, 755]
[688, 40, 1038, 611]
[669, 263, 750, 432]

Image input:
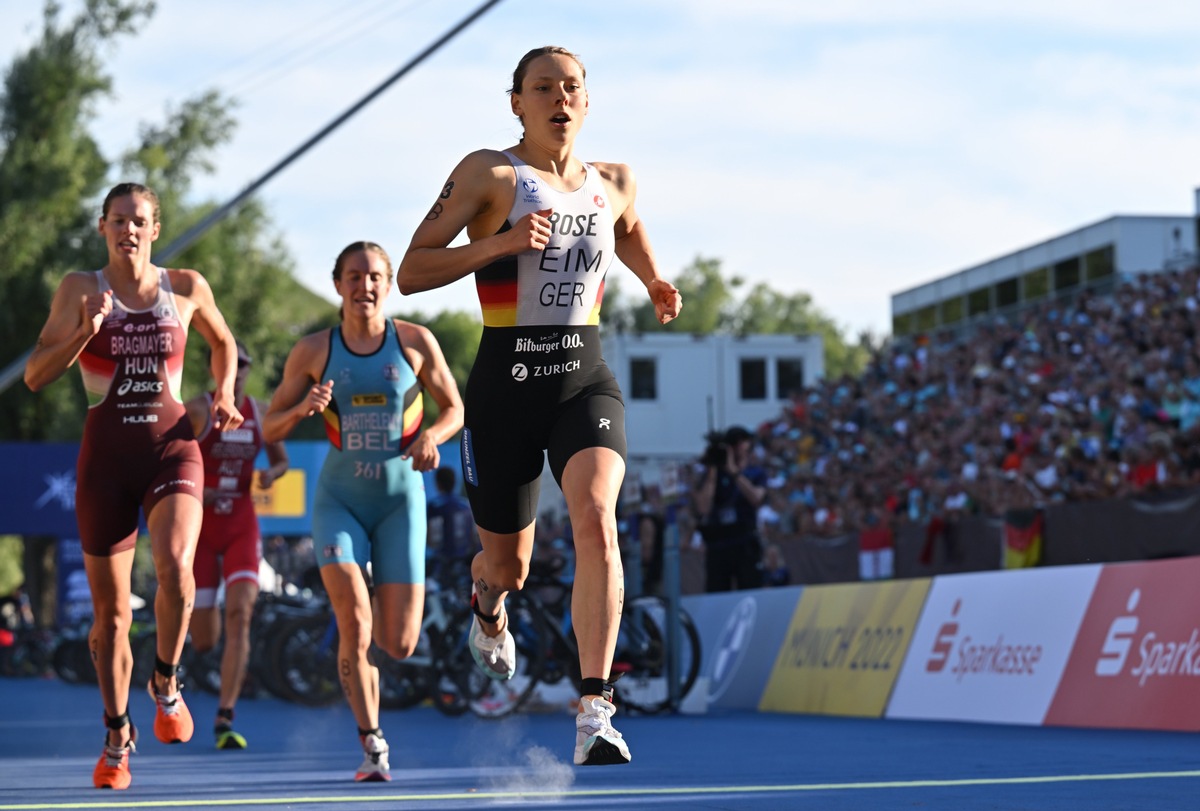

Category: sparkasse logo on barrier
[886, 566, 1101, 725]
[1045, 557, 1200, 731]
[923, 597, 1044, 681]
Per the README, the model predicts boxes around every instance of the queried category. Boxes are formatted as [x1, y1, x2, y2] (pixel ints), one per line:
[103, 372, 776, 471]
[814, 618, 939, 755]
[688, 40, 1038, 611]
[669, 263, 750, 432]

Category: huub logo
[511, 363, 529, 382]
[1096, 589, 1140, 677]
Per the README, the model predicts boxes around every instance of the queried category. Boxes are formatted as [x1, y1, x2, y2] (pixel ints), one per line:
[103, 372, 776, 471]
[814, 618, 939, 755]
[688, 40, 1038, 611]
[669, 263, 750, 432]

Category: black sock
[153, 657, 178, 689]
[471, 593, 501, 624]
[580, 678, 608, 699]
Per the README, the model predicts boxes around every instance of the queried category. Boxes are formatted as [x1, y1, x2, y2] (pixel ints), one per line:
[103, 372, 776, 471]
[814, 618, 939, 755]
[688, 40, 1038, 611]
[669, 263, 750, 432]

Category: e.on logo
[1095, 589, 1140, 676]
[926, 598, 961, 673]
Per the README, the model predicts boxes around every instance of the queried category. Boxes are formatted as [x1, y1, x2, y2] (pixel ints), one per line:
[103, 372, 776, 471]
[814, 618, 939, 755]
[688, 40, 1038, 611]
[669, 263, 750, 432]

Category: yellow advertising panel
[759, 578, 931, 716]
[251, 469, 306, 518]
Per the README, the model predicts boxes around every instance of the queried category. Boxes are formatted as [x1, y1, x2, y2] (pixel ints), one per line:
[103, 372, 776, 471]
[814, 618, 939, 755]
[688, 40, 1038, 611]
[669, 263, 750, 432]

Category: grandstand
[890, 188, 1200, 338]
[665, 187, 1200, 590]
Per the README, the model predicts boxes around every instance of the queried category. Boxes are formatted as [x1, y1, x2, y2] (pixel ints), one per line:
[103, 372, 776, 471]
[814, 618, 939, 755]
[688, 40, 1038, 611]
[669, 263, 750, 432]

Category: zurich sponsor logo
[511, 363, 529, 382]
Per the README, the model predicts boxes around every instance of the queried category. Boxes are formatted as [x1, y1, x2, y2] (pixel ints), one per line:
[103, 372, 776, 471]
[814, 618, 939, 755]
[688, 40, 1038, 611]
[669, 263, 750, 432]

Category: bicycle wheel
[130, 628, 158, 690]
[610, 595, 701, 715]
[375, 638, 434, 710]
[418, 592, 473, 717]
[426, 619, 477, 718]
[250, 598, 321, 701]
[180, 643, 223, 696]
[52, 636, 90, 684]
[267, 612, 341, 707]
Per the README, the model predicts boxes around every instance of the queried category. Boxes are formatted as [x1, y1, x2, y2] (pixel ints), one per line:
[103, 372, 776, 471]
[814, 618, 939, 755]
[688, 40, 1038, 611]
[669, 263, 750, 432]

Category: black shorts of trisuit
[460, 325, 627, 535]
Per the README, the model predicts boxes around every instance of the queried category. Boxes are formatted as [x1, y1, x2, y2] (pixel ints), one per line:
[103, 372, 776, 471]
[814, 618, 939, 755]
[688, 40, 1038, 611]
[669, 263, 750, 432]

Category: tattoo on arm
[424, 181, 455, 221]
[476, 577, 489, 593]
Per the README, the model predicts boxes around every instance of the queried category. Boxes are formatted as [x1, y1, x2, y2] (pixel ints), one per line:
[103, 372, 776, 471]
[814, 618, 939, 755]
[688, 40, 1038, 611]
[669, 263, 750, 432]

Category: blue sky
[4, 0, 1199, 337]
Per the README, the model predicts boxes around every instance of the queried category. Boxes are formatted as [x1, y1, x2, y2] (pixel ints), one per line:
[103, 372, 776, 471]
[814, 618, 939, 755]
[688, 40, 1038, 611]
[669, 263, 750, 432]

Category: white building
[890, 189, 1200, 337]
[603, 331, 824, 472]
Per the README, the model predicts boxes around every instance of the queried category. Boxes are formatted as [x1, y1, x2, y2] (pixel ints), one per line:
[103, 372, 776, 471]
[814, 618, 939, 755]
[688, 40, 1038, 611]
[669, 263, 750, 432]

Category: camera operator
[694, 426, 767, 592]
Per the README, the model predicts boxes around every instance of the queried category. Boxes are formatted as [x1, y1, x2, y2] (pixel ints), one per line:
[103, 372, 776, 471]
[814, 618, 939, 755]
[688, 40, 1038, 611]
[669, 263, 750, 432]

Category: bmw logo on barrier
[709, 597, 757, 702]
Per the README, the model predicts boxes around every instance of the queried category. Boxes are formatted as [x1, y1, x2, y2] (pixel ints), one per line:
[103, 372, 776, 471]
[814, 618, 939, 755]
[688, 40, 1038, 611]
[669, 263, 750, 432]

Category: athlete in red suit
[186, 341, 288, 749]
[25, 183, 243, 789]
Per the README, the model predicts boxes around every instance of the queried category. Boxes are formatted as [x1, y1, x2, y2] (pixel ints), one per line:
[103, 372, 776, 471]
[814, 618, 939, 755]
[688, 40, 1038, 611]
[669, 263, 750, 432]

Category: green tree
[0, 0, 155, 440]
[626, 256, 741, 335]
[608, 255, 870, 378]
[0, 0, 337, 441]
[118, 91, 336, 406]
[731, 282, 872, 378]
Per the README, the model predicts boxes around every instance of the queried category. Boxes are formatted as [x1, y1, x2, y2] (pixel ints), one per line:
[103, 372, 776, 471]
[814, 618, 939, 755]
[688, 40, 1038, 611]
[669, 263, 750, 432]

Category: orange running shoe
[147, 679, 194, 744]
[93, 725, 137, 790]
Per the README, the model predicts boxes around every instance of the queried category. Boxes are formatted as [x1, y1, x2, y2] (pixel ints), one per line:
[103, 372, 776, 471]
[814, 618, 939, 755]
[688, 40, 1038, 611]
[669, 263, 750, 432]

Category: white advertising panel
[886, 565, 1101, 725]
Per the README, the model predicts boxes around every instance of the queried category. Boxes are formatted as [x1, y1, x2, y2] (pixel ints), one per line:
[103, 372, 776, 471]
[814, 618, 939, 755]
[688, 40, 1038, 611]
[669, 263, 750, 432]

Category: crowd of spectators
[739, 266, 1200, 541]
[622, 266, 1200, 590]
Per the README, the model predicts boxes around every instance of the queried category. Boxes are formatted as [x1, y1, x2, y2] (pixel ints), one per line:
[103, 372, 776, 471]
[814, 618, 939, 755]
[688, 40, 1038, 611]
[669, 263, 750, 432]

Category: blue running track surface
[1, 678, 1198, 810]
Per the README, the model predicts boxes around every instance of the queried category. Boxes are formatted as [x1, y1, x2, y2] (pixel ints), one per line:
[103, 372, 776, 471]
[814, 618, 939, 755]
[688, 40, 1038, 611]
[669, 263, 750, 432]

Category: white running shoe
[468, 591, 516, 681]
[574, 696, 631, 766]
[354, 733, 391, 782]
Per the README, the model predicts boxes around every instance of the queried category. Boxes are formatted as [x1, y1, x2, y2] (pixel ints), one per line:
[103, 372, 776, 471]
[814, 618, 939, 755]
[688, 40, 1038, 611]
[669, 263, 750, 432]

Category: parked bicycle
[52, 598, 156, 686]
[264, 557, 479, 713]
[183, 588, 329, 702]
